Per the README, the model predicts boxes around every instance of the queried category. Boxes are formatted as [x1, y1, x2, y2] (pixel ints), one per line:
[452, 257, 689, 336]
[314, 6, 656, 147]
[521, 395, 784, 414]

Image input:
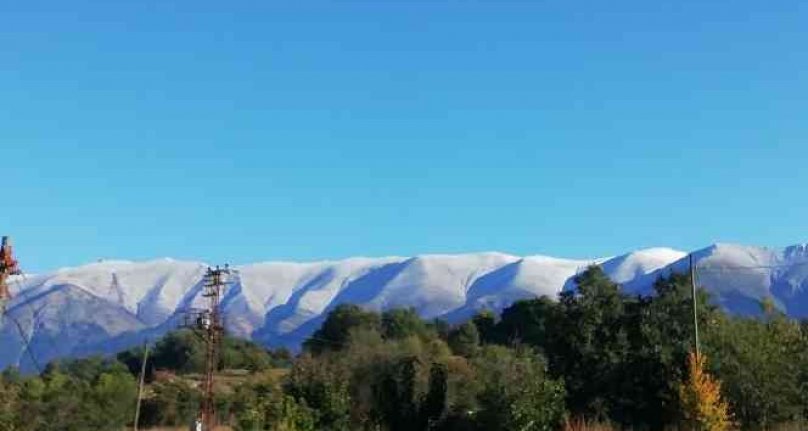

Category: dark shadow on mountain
[770, 273, 808, 317]
[254, 259, 412, 349]
[440, 260, 523, 323]
[2, 283, 144, 373]
[328, 259, 412, 307]
[254, 267, 337, 338]
[715, 290, 765, 317]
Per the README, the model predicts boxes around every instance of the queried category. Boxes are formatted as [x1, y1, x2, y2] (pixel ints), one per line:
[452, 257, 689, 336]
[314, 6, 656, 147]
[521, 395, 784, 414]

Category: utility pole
[198, 265, 230, 431]
[133, 340, 150, 431]
[689, 254, 700, 357]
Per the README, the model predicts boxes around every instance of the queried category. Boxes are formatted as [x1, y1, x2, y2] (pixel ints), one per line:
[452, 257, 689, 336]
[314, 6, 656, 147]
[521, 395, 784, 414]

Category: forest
[0, 266, 806, 431]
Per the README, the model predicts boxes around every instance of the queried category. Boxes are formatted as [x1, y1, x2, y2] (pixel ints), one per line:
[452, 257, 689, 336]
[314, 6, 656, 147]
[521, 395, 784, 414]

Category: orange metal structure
[0, 236, 20, 303]
[197, 265, 229, 431]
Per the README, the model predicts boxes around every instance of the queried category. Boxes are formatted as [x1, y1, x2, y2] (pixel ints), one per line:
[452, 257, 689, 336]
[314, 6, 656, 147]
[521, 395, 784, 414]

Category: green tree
[471, 311, 498, 344]
[704, 311, 806, 427]
[495, 297, 561, 348]
[221, 337, 279, 371]
[285, 354, 352, 431]
[148, 330, 207, 373]
[14, 376, 47, 431]
[303, 304, 382, 355]
[83, 370, 137, 430]
[421, 363, 449, 428]
[233, 372, 316, 431]
[616, 272, 707, 428]
[374, 357, 422, 431]
[373, 357, 450, 431]
[472, 346, 566, 431]
[382, 308, 433, 340]
[800, 319, 808, 422]
[447, 321, 480, 357]
[0, 377, 19, 431]
[553, 266, 630, 420]
[139, 379, 201, 428]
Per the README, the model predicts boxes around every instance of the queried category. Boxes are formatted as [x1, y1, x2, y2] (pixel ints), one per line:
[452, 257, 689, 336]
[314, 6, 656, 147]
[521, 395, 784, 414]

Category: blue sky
[2, 1, 807, 272]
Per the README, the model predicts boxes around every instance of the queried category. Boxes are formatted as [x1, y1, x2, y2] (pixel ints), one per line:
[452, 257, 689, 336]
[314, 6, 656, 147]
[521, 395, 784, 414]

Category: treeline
[0, 267, 806, 430]
[0, 330, 292, 431]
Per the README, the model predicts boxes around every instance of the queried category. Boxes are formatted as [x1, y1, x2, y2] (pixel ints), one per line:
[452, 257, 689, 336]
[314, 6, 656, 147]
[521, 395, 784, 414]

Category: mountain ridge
[3, 243, 807, 371]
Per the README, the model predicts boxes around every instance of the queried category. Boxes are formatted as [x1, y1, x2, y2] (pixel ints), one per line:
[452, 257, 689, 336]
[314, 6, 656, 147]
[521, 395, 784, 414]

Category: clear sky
[2, 1, 807, 272]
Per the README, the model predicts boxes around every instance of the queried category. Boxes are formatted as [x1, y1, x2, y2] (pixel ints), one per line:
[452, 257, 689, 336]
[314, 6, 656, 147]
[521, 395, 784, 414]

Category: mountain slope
[2, 244, 806, 371]
[626, 243, 808, 316]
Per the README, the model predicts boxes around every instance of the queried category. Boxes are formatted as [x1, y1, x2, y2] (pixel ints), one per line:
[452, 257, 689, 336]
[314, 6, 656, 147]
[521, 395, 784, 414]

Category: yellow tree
[679, 351, 733, 431]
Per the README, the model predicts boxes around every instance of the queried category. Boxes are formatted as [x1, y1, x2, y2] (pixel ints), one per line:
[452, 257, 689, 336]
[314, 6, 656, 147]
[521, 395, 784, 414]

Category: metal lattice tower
[198, 265, 229, 431]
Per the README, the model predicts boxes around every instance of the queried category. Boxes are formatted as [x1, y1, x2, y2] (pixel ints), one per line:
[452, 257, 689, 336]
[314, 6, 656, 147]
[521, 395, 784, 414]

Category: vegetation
[0, 267, 806, 430]
[679, 352, 733, 431]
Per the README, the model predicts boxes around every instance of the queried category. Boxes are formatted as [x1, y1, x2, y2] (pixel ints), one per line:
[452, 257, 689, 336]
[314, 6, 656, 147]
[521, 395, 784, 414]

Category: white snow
[5, 243, 808, 371]
[602, 248, 689, 283]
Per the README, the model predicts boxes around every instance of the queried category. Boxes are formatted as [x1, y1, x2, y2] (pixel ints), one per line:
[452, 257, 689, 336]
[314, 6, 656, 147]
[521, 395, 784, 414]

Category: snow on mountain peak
[3, 244, 808, 372]
[602, 247, 688, 283]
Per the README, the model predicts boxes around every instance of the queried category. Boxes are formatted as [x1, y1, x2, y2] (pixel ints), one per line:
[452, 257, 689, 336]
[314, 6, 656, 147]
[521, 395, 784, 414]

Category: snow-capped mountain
[2, 244, 806, 372]
[624, 243, 808, 316]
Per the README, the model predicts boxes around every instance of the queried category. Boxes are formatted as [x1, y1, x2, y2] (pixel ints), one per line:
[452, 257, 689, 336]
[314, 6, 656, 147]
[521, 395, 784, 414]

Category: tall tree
[382, 308, 433, 340]
[447, 321, 481, 358]
[704, 311, 806, 427]
[473, 346, 566, 431]
[304, 304, 382, 355]
[679, 352, 732, 431]
[554, 266, 631, 420]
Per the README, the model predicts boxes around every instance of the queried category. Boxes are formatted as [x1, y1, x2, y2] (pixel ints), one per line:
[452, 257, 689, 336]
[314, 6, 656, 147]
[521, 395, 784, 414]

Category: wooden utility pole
[133, 340, 150, 431]
[689, 254, 700, 357]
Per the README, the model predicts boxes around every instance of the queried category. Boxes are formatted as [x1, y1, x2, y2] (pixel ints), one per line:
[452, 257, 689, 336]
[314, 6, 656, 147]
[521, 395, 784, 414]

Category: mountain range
[3, 243, 808, 372]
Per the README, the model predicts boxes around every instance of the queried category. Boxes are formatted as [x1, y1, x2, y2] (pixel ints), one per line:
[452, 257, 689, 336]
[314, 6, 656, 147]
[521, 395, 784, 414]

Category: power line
[6, 313, 42, 374]
[1, 237, 47, 375]
[695, 262, 808, 271]
[7, 273, 64, 374]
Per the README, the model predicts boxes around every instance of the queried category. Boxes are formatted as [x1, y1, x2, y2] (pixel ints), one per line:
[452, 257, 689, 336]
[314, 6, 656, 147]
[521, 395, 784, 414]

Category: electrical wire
[1, 258, 803, 376]
[6, 313, 42, 374]
[3, 272, 51, 375]
[694, 261, 808, 272]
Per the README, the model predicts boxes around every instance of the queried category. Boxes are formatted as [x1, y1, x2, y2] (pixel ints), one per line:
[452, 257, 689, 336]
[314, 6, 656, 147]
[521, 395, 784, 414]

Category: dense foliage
[679, 352, 733, 431]
[0, 267, 806, 430]
[485, 267, 808, 430]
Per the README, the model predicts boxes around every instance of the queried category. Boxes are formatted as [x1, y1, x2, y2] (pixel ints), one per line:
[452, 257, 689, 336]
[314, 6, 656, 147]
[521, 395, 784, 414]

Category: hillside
[2, 243, 807, 370]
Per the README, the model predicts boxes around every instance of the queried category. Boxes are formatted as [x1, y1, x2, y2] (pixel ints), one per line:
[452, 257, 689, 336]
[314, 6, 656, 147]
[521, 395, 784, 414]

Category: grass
[563, 417, 615, 431]
[142, 428, 232, 431]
